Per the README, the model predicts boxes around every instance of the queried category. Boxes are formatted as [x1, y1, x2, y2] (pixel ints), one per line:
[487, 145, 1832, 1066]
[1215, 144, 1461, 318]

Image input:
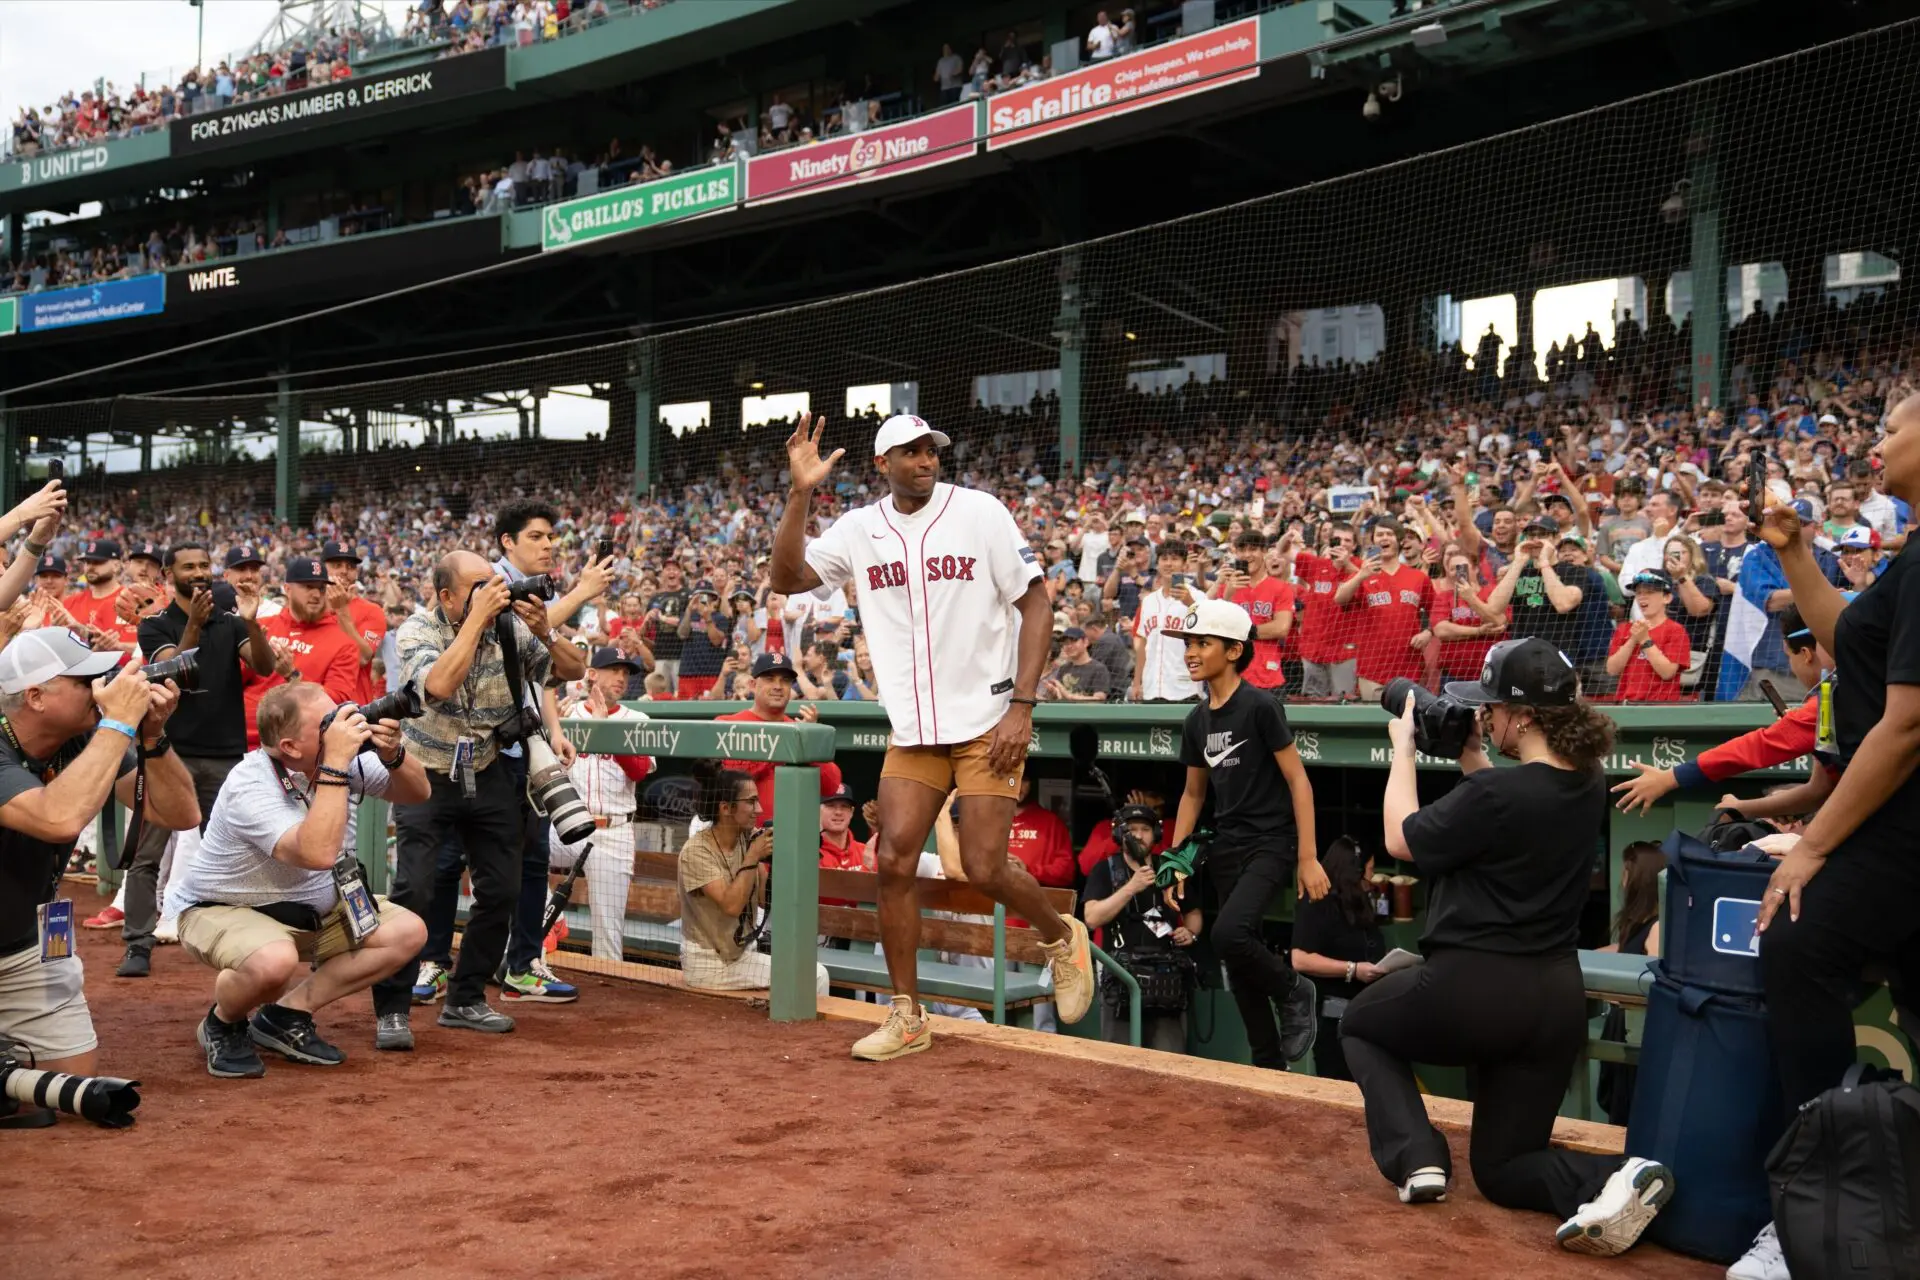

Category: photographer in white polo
[171, 683, 430, 1077]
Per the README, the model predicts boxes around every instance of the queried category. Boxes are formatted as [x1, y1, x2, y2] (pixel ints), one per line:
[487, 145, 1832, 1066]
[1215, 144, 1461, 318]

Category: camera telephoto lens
[505, 573, 557, 604]
[144, 648, 200, 691]
[1379, 677, 1477, 760]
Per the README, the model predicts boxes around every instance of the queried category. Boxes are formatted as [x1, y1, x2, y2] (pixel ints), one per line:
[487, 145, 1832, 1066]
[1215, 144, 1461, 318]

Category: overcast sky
[1, 1, 416, 114]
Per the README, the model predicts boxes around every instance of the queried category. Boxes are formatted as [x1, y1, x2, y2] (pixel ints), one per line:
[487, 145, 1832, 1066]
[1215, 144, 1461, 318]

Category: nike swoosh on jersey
[1202, 739, 1244, 769]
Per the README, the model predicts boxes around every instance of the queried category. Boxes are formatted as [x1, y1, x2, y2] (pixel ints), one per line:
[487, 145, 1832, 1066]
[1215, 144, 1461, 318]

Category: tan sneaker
[1044, 916, 1095, 1024]
[851, 995, 931, 1061]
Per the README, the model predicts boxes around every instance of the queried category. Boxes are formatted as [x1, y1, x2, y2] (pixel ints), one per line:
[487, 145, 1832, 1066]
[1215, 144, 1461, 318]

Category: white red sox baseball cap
[873, 414, 950, 456]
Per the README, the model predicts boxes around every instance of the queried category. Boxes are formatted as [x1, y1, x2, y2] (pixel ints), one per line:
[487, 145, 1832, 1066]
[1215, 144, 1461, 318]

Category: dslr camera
[1379, 678, 1478, 760]
[506, 573, 557, 604]
[317, 681, 426, 753]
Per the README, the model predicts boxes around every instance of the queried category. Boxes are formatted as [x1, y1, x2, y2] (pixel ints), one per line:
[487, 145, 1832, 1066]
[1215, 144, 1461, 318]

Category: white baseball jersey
[1132, 588, 1201, 701]
[805, 482, 1040, 746]
[556, 702, 652, 820]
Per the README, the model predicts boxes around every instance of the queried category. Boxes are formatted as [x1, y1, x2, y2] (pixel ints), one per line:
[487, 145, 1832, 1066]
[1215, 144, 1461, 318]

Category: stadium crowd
[26, 284, 1913, 711]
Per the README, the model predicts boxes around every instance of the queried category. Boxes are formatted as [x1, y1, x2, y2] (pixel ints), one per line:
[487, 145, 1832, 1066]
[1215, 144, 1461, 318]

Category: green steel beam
[274, 377, 299, 525]
[768, 764, 821, 1021]
[1689, 101, 1725, 408]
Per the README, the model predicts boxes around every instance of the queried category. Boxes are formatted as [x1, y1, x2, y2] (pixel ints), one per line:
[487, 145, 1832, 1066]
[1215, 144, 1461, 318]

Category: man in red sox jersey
[773, 413, 1095, 1062]
[1334, 519, 1436, 701]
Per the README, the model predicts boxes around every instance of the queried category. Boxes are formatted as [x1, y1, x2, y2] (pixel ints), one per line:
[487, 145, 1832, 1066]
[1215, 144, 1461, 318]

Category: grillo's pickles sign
[540, 164, 736, 251]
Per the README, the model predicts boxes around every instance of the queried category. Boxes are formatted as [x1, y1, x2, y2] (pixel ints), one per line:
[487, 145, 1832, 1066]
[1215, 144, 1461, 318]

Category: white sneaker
[1555, 1156, 1673, 1256]
[1399, 1166, 1448, 1204]
[1726, 1222, 1789, 1280]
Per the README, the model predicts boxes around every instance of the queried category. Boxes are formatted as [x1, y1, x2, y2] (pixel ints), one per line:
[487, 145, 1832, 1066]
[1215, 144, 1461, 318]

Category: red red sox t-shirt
[1292, 552, 1358, 667]
[1354, 563, 1434, 684]
[1230, 576, 1296, 690]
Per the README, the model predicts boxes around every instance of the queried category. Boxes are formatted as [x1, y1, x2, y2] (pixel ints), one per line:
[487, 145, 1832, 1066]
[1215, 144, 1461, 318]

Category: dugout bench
[541, 848, 1146, 1040]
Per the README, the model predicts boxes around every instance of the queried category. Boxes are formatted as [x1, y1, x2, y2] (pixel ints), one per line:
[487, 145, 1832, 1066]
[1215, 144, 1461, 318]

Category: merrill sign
[987, 18, 1260, 150]
[745, 103, 979, 205]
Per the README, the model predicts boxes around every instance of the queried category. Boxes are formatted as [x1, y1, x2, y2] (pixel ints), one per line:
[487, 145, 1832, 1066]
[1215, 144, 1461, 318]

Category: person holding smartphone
[1130, 541, 1201, 703]
[1335, 519, 1434, 703]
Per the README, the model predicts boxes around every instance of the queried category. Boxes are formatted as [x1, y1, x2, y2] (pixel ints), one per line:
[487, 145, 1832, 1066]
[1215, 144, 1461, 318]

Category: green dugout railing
[555, 715, 836, 1022]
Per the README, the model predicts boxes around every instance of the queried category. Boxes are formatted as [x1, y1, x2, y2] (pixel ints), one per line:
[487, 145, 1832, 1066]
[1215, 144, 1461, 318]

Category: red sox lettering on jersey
[806, 482, 1039, 747]
[865, 554, 977, 591]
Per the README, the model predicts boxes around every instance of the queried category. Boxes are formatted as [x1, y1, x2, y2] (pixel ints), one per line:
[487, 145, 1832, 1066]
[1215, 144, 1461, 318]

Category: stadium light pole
[190, 0, 204, 74]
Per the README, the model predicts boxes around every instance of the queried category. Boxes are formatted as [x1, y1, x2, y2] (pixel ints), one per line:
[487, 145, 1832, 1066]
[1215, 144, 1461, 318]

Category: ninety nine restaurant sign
[540, 164, 736, 251]
[745, 102, 979, 205]
[986, 17, 1260, 151]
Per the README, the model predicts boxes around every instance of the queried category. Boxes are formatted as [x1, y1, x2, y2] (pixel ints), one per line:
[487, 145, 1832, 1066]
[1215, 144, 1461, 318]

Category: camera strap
[116, 741, 148, 872]
[495, 613, 531, 744]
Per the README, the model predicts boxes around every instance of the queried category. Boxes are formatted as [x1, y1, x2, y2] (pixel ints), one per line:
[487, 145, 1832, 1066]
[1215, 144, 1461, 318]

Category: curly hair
[1528, 699, 1616, 775]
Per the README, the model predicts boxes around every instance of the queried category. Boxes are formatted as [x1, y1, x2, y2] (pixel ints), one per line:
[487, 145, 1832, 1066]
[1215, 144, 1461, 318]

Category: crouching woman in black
[1339, 637, 1675, 1258]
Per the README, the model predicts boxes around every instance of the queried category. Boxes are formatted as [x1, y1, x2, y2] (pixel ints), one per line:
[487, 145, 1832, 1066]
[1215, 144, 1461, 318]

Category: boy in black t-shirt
[1171, 598, 1330, 1069]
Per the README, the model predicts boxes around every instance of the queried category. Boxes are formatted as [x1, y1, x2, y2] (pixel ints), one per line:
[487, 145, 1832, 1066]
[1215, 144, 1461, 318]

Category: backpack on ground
[1767, 1063, 1920, 1280]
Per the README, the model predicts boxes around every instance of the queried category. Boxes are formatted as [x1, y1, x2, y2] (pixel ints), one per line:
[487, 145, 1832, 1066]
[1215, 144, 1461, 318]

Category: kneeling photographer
[1081, 803, 1199, 1053]
[0, 633, 196, 1079]
[171, 684, 430, 1075]
[1341, 639, 1671, 1258]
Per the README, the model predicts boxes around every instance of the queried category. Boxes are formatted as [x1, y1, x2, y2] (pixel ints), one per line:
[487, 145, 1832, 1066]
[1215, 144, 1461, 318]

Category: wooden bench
[539, 850, 1080, 1022]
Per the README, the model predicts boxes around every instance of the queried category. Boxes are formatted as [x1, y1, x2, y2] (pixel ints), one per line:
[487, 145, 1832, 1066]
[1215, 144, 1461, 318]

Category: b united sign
[986, 18, 1260, 151]
[744, 103, 980, 205]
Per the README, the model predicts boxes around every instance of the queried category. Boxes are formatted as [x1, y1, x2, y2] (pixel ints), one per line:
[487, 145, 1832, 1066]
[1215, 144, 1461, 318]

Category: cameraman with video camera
[121, 544, 275, 979]
[171, 683, 431, 1071]
[370, 550, 583, 1040]
[1082, 803, 1200, 1053]
[0, 634, 197, 1078]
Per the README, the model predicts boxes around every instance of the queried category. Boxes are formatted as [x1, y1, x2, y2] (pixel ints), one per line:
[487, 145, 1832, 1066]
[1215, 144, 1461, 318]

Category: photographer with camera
[371, 551, 583, 1037]
[678, 766, 829, 997]
[1342, 637, 1672, 1257]
[489, 502, 598, 1002]
[170, 683, 430, 1072]
[1082, 803, 1200, 1053]
[0, 635, 195, 1078]
[120, 544, 276, 979]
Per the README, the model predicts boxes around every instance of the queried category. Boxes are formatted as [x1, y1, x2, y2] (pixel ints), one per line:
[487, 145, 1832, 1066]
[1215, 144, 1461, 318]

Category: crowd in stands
[7, 30, 369, 159]
[23, 282, 1913, 713]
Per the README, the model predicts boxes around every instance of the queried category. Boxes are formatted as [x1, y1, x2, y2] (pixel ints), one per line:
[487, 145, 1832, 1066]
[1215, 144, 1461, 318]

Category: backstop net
[10, 15, 1920, 724]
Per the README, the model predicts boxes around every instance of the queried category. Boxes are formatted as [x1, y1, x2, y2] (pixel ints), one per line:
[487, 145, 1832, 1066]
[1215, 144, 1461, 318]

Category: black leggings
[1208, 844, 1299, 1070]
[1339, 947, 1621, 1220]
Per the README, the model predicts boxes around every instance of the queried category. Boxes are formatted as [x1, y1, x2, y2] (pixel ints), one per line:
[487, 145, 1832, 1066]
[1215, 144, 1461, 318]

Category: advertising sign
[986, 18, 1260, 151]
[540, 164, 737, 252]
[172, 45, 505, 155]
[17, 274, 165, 334]
[744, 102, 979, 205]
[0, 131, 171, 197]
[167, 215, 504, 319]
[0, 296, 15, 338]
